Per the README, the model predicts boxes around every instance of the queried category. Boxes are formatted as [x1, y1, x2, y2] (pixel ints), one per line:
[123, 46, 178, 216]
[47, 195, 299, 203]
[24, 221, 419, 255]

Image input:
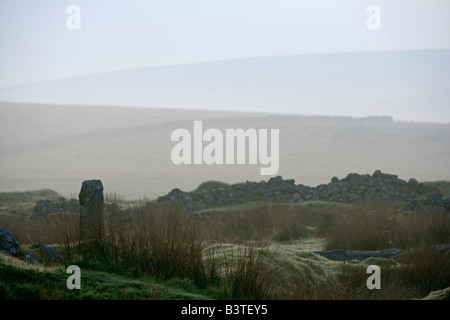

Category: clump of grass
[199, 204, 310, 243]
[394, 211, 450, 248]
[322, 264, 418, 300]
[322, 245, 450, 300]
[398, 246, 450, 297]
[324, 209, 396, 250]
[203, 241, 276, 299]
[73, 202, 209, 286]
[324, 204, 450, 251]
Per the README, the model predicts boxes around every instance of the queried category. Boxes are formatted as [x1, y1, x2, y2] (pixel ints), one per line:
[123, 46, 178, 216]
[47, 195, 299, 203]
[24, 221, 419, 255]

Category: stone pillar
[79, 179, 104, 242]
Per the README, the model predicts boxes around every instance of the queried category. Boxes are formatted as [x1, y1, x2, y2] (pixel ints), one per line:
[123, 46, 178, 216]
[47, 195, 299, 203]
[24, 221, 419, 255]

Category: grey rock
[151, 171, 447, 213]
[0, 226, 21, 256]
[79, 179, 104, 210]
[32, 198, 79, 218]
[33, 243, 64, 264]
[380, 248, 403, 259]
[314, 249, 348, 260]
[204, 194, 216, 205]
[431, 244, 450, 252]
[23, 251, 43, 266]
[79, 179, 104, 241]
[445, 197, 450, 210]
[314, 248, 403, 261]
[372, 170, 382, 178]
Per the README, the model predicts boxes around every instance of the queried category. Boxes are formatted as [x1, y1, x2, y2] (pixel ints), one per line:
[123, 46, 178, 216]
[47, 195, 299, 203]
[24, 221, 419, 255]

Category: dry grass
[324, 204, 450, 250]
[1, 197, 449, 300]
[197, 204, 311, 243]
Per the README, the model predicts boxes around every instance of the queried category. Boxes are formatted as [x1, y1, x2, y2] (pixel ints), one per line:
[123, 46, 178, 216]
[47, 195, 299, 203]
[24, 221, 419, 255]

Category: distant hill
[1, 102, 449, 199]
[0, 189, 63, 217]
[0, 50, 449, 123]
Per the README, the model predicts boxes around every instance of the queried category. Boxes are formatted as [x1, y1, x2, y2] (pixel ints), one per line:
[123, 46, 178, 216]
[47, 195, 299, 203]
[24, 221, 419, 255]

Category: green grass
[1, 185, 449, 300]
[0, 254, 211, 300]
[0, 189, 64, 217]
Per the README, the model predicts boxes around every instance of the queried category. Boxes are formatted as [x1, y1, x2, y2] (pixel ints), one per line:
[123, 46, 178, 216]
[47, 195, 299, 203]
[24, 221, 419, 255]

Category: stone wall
[29, 171, 450, 216]
[156, 170, 450, 212]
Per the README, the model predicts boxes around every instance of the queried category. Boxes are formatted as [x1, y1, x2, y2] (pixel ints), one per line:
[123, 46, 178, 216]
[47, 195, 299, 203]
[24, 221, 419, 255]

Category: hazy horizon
[1, 49, 449, 123]
[1, 101, 449, 200]
[1, 1, 449, 198]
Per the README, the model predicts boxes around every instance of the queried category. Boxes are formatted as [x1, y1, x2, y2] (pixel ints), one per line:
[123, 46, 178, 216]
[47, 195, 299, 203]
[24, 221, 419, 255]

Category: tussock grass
[75, 202, 208, 286]
[198, 203, 314, 243]
[323, 203, 450, 250]
[203, 241, 274, 299]
[398, 246, 450, 297]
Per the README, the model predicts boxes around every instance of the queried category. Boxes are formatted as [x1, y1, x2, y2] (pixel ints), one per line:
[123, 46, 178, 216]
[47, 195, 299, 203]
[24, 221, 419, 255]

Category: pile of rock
[154, 176, 301, 211]
[32, 196, 126, 219]
[154, 170, 449, 212]
[32, 198, 79, 218]
[28, 171, 450, 215]
[313, 170, 441, 204]
[155, 188, 197, 212]
[0, 226, 63, 266]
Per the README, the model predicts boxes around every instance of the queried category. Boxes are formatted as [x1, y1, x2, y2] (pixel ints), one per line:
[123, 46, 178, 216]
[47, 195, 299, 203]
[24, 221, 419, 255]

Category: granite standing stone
[79, 179, 104, 241]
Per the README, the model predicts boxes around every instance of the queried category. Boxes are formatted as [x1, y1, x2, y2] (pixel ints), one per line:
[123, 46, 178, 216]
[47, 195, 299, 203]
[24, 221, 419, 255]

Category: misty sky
[1, 0, 450, 87]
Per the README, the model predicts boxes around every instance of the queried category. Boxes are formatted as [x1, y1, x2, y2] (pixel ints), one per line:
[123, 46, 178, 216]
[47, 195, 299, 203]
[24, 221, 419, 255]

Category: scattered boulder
[22, 251, 42, 266]
[19, 244, 64, 266]
[313, 248, 403, 261]
[32, 243, 63, 264]
[0, 226, 21, 256]
[32, 198, 79, 218]
[32, 197, 126, 219]
[156, 188, 198, 212]
[0, 226, 63, 265]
